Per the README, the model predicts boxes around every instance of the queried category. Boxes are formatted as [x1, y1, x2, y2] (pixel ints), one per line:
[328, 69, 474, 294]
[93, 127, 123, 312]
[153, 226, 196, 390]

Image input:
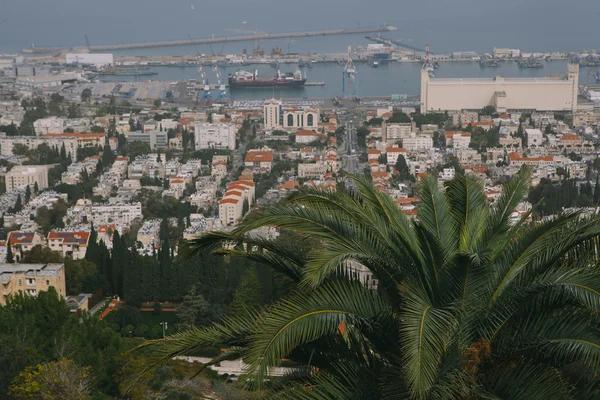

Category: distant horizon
[2, 0, 600, 55]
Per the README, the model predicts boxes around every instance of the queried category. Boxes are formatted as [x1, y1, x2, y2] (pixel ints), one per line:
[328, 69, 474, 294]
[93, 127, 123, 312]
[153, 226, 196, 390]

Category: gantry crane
[343, 46, 359, 100]
[212, 62, 228, 100]
[188, 34, 211, 100]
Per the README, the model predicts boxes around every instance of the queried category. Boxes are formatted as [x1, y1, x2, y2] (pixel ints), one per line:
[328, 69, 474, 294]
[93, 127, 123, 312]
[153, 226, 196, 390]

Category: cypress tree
[33, 181, 39, 194]
[24, 185, 31, 203]
[111, 231, 125, 297]
[13, 194, 22, 213]
[6, 239, 14, 263]
[60, 143, 67, 160]
[594, 176, 600, 204]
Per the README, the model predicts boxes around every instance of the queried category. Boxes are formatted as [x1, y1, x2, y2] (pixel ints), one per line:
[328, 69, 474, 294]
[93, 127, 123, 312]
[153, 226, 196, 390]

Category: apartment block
[0, 263, 66, 305]
[194, 123, 236, 150]
[5, 165, 49, 191]
[47, 231, 90, 260]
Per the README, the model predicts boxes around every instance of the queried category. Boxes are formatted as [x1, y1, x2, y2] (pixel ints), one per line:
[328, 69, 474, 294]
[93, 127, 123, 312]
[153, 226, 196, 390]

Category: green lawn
[139, 311, 180, 337]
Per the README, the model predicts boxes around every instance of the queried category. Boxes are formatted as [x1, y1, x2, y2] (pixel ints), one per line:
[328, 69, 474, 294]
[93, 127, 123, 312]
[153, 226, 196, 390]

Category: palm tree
[135, 168, 600, 399]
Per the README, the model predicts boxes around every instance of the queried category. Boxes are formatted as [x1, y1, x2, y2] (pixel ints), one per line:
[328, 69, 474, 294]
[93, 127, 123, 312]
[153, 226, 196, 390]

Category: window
[287, 114, 293, 126]
[307, 114, 314, 127]
[46, 280, 50, 285]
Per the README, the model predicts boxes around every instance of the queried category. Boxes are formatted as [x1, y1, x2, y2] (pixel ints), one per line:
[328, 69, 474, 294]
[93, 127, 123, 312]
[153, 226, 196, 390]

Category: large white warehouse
[66, 53, 114, 67]
[420, 64, 579, 114]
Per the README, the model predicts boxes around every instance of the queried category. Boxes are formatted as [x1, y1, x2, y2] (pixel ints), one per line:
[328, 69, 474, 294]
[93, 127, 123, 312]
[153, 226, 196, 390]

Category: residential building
[446, 132, 471, 149]
[382, 121, 416, 143]
[499, 135, 522, 148]
[5, 165, 49, 191]
[295, 130, 324, 144]
[386, 146, 407, 165]
[127, 131, 168, 149]
[194, 123, 236, 150]
[367, 149, 382, 161]
[7, 231, 45, 259]
[137, 220, 161, 247]
[48, 231, 90, 260]
[0, 136, 78, 159]
[0, 263, 66, 305]
[264, 98, 282, 130]
[526, 129, 544, 147]
[33, 117, 65, 135]
[89, 202, 142, 226]
[218, 180, 255, 226]
[403, 135, 433, 151]
[298, 162, 328, 180]
[508, 152, 554, 167]
[45, 132, 105, 149]
[244, 150, 274, 172]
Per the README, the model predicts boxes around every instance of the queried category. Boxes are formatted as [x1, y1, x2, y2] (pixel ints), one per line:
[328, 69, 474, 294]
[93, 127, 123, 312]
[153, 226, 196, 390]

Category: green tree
[24, 185, 31, 204]
[20, 245, 63, 263]
[12, 143, 29, 156]
[33, 181, 39, 194]
[81, 88, 92, 103]
[153, 99, 162, 108]
[6, 239, 14, 263]
[64, 258, 98, 295]
[13, 194, 22, 213]
[229, 267, 263, 315]
[9, 359, 92, 400]
[393, 154, 412, 182]
[176, 284, 208, 330]
[142, 168, 600, 399]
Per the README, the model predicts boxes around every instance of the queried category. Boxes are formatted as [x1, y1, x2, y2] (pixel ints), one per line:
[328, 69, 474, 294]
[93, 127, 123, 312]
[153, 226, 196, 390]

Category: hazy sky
[1, 0, 599, 53]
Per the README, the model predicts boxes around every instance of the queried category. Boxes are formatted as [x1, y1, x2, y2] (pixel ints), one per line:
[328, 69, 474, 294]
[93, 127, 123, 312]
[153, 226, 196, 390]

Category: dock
[24, 26, 398, 54]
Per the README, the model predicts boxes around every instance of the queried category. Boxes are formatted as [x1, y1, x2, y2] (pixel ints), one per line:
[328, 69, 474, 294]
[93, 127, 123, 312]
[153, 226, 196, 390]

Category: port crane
[188, 34, 211, 100]
[212, 62, 228, 100]
[588, 70, 600, 84]
[343, 46, 359, 100]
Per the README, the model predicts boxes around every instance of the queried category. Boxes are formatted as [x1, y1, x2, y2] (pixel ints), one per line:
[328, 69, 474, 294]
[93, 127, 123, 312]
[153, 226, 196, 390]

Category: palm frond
[242, 279, 391, 389]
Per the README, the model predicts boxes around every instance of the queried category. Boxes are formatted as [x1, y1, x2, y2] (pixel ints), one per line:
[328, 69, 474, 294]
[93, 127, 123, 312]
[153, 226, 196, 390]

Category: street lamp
[160, 322, 168, 338]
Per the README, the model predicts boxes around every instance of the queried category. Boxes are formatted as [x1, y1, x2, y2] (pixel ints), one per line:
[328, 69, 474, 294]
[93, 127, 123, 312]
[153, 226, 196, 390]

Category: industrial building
[66, 53, 114, 67]
[420, 64, 579, 114]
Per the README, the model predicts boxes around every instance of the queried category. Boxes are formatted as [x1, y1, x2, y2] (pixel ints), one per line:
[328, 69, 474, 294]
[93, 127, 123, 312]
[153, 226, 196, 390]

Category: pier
[24, 26, 398, 54]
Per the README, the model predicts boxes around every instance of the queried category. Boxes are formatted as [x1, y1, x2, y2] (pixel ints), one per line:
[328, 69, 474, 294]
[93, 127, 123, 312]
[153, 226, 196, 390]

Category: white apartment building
[386, 146, 407, 165]
[526, 129, 544, 147]
[264, 98, 282, 130]
[33, 117, 66, 135]
[383, 122, 416, 143]
[298, 162, 328, 180]
[90, 202, 142, 226]
[402, 135, 434, 151]
[447, 132, 471, 149]
[295, 130, 324, 144]
[47, 231, 90, 260]
[194, 123, 236, 150]
[6, 165, 49, 191]
[137, 220, 161, 247]
[0, 136, 78, 159]
[218, 180, 255, 226]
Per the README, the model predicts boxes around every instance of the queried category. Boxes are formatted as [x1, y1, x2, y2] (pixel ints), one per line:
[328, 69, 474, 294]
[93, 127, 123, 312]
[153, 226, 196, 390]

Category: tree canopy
[139, 167, 600, 399]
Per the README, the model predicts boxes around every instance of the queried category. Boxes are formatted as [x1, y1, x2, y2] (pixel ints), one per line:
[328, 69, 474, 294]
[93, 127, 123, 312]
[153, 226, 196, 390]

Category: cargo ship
[228, 69, 306, 89]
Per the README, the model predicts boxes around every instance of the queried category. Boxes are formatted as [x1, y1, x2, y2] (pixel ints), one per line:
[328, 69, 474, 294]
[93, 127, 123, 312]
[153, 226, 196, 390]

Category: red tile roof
[245, 151, 274, 163]
[7, 232, 37, 245]
[48, 231, 90, 245]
